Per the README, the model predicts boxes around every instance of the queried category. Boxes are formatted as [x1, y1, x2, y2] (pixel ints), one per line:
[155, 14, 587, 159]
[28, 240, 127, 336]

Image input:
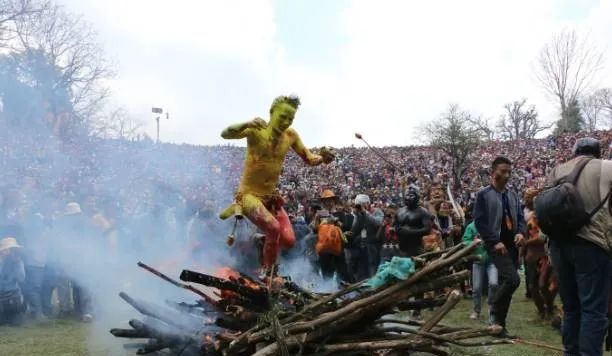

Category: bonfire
[110, 241, 514, 355]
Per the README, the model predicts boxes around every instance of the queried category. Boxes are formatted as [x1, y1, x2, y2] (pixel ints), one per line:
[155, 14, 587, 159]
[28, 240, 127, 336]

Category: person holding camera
[346, 194, 383, 281]
[0, 237, 26, 326]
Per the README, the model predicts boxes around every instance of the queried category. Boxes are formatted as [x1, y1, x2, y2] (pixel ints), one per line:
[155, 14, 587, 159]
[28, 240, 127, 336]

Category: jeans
[550, 238, 611, 356]
[365, 243, 380, 277]
[488, 244, 520, 328]
[472, 262, 498, 315]
[347, 244, 380, 282]
[24, 266, 45, 316]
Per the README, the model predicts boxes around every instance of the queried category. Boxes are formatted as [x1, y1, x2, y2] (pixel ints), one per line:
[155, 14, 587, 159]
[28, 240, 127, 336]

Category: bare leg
[276, 206, 295, 250]
[242, 194, 282, 268]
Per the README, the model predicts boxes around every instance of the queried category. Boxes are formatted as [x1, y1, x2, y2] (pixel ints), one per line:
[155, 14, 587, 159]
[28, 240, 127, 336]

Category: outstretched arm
[290, 129, 325, 166]
[221, 118, 266, 139]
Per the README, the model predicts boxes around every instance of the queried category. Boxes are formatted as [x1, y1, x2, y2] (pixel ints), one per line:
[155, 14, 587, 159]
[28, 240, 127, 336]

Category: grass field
[0, 283, 564, 356]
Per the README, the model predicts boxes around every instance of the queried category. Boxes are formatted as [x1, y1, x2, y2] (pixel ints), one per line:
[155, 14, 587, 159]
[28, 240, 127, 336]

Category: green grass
[0, 283, 563, 356]
[436, 283, 563, 356]
[0, 318, 89, 356]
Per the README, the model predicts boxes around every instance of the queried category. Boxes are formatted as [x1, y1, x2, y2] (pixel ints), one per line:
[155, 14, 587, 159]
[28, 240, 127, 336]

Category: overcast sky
[59, 0, 612, 147]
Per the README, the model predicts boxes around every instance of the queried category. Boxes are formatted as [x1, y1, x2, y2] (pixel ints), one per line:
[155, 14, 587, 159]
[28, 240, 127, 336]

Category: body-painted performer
[394, 185, 433, 258]
[219, 95, 334, 272]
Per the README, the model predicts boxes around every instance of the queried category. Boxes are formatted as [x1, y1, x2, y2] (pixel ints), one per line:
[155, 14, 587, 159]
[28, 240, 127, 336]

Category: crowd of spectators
[1, 126, 611, 325]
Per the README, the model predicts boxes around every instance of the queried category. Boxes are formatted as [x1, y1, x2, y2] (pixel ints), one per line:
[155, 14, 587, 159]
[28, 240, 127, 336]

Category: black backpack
[535, 157, 610, 239]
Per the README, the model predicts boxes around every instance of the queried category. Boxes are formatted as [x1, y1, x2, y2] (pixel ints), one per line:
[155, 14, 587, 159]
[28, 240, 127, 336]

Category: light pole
[152, 107, 169, 143]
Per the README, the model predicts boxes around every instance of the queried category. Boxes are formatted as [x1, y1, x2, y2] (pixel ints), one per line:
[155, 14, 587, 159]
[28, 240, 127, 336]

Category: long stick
[137, 262, 218, 307]
[511, 338, 566, 353]
[355, 133, 407, 199]
[355, 133, 403, 172]
[419, 290, 462, 332]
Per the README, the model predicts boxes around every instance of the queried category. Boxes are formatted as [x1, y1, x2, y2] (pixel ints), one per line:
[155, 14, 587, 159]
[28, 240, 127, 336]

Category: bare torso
[239, 129, 296, 196]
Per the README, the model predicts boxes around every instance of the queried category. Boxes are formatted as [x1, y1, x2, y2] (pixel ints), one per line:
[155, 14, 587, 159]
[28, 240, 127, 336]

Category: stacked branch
[111, 241, 512, 355]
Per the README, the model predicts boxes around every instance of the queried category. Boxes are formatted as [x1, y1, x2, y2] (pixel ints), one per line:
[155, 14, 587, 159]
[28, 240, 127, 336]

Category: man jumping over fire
[219, 95, 334, 274]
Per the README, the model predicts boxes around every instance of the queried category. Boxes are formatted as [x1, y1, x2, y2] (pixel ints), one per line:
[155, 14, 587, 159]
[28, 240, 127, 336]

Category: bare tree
[425, 104, 482, 188]
[0, 0, 48, 46]
[497, 99, 550, 140]
[91, 107, 144, 140]
[593, 88, 612, 128]
[466, 115, 495, 141]
[581, 93, 604, 131]
[596, 88, 612, 114]
[9, 2, 114, 126]
[535, 29, 604, 131]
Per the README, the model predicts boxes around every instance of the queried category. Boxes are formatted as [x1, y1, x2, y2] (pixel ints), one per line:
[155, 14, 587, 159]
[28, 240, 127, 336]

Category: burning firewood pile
[111, 241, 512, 355]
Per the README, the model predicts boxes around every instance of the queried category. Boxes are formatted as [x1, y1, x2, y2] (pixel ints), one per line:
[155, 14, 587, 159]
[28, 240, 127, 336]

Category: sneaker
[469, 312, 479, 320]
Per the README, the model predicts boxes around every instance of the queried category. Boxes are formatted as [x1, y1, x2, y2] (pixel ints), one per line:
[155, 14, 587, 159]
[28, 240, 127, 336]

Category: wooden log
[110, 328, 150, 339]
[128, 319, 186, 342]
[225, 280, 366, 355]
[119, 292, 202, 333]
[180, 269, 269, 307]
[282, 277, 321, 300]
[136, 339, 173, 355]
[307, 325, 504, 355]
[251, 271, 469, 343]
[419, 289, 462, 332]
[215, 316, 254, 331]
[266, 243, 476, 340]
[395, 297, 447, 311]
[378, 326, 510, 347]
[249, 270, 471, 356]
[376, 318, 468, 334]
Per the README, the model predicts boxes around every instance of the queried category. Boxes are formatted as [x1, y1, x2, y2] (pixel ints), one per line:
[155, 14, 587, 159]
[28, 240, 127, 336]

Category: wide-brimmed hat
[0, 237, 23, 252]
[320, 190, 336, 200]
[64, 202, 82, 216]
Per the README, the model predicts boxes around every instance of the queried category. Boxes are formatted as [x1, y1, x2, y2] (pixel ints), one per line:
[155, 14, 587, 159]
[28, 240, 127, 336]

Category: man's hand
[494, 242, 507, 255]
[247, 117, 267, 130]
[319, 146, 336, 164]
[514, 233, 525, 247]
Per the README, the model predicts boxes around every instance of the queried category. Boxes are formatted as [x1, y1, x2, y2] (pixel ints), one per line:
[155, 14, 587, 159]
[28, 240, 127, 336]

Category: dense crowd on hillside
[0, 128, 611, 328]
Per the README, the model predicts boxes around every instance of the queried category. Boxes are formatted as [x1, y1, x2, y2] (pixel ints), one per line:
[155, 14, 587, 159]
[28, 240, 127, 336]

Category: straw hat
[320, 190, 336, 200]
[64, 202, 82, 216]
[0, 237, 23, 252]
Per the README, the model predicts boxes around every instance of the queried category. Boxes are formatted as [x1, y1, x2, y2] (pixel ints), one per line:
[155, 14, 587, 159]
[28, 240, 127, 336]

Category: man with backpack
[540, 137, 612, 356]
[312, 190, 350, 282]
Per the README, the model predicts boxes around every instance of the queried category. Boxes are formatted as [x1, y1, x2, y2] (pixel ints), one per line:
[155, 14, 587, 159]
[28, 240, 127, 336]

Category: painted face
[270, 102, 296, 132]
[492, 163, 512, 188]
[405, 188, 420, 208]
